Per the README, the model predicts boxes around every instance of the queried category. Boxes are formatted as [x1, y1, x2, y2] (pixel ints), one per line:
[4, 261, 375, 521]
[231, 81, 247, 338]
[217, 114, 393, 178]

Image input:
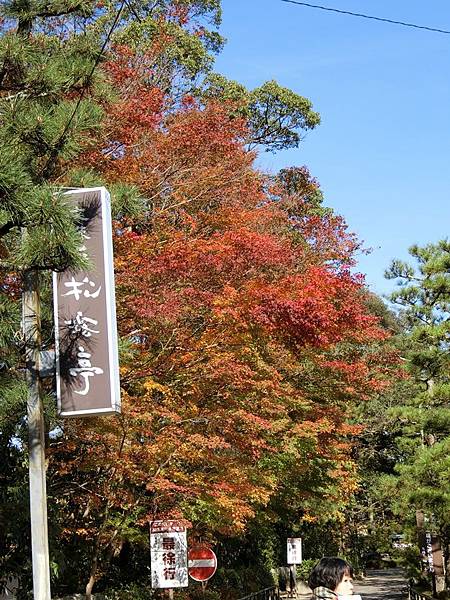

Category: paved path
[353, 568, 408, 600]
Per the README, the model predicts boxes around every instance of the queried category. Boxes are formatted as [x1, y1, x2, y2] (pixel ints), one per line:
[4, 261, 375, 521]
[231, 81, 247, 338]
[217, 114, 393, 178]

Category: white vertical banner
[287, 538, 302, 564]
[150, 521, 188, 588]
[425, 532, 434, 573]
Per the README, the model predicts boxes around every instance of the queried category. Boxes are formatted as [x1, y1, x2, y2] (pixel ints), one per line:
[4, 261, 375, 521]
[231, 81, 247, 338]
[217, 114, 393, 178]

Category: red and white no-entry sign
[188, 546, 217, 581]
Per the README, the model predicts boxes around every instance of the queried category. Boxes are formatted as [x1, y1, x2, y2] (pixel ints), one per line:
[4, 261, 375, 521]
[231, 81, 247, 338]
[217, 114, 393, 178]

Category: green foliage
[381, 240, 450, 588]
[363, 292, 403, 334]
[398, 545, 427, 585]
[186, 587, 221, 600]
[0, 1, 109, 272]
[117, 0, 223, 27]
[115, 17, 222, 85]
[296, 559, 317, 583]
[0, 293, 20, 362]
[66, 168, 146, 220]
[0, 0, 117, 591]
[109, 184, 147, 220]
[212, 565, 274, 599]
[111, 0, 224, 96]
[200, 72, 248, 103]
[248, 80, 320, 151]
[101, 582, 154, 600]
[0, 377, 27, 428]
[199, 74, 320, 151]
[0, 377, 30, 588]
[395, 438, 450, 521]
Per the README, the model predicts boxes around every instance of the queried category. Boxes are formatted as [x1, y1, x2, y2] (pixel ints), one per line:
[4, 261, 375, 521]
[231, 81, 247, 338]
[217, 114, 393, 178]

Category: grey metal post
[23, 269, 51, 600]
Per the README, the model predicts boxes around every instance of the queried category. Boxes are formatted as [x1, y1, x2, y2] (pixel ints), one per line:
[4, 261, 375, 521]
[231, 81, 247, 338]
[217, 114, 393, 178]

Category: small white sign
[425, 531, 434, 573]
[287, 537, 302, 564]
[150, 521, 188, 588]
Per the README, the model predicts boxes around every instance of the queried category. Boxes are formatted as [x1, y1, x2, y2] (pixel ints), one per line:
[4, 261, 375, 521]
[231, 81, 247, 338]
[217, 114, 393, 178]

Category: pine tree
[0, 0, 116, 588]
[385, 240, 450, 590]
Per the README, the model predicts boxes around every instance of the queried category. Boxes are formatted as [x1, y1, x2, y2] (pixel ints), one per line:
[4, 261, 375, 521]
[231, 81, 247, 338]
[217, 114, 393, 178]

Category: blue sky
[213, 1, 450, 297]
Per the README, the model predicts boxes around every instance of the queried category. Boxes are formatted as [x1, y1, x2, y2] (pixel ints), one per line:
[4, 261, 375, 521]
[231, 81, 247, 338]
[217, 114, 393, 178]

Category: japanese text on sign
[150, 521, 188, 589]
[53, 188, 120, 417]
[287, 538, 302, 565]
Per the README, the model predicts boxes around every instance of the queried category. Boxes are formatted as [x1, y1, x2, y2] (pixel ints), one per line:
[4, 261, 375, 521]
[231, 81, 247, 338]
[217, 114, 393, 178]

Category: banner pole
[23, 269, 51, 600]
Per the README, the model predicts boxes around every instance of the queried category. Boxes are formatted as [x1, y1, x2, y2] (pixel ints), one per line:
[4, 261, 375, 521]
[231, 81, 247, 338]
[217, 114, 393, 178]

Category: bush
[295, 559, 317, 583]
[102, 582, 154, 600]
[396, 546, 422, 581]
[212, 565, 275, 599]
[185, 587, 221, 600]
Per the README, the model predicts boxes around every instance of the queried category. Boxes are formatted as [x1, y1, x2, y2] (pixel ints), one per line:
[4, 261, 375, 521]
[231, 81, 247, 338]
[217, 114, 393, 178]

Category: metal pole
[23, 269, 51, 600]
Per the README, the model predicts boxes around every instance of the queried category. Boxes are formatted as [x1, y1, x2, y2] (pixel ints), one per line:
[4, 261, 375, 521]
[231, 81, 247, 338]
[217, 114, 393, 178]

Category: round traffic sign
[188, 546, 217, 581]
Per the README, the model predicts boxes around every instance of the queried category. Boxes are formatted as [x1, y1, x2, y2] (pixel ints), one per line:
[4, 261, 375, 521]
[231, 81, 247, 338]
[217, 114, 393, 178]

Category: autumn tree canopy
[0, 1, 400, 597]
[47, 29, 398, 594]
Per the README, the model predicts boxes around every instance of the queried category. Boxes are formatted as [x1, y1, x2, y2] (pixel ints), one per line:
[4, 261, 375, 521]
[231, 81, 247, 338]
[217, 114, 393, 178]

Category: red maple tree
[48, 38, 399, 594]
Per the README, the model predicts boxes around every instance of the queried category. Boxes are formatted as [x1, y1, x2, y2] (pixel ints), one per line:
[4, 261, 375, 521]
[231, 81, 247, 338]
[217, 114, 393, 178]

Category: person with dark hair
[308, 557, 354, 599]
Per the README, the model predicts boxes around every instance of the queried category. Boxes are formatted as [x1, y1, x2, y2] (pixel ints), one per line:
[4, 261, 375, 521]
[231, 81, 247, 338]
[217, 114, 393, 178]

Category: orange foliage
[50, 42, 400, 553]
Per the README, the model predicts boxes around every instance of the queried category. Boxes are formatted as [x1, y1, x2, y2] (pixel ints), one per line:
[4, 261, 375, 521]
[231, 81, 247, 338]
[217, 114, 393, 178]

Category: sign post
[417, 511, 445, 594]
[23, 269, 51, 600]
[287, 538, 302, 597]
[150, 521, 188, 589]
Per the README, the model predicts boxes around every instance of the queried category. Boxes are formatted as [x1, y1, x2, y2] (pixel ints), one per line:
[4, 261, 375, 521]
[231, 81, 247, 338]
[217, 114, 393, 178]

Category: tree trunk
[85, 527, 102, 600]
[85, 550, 98, 600]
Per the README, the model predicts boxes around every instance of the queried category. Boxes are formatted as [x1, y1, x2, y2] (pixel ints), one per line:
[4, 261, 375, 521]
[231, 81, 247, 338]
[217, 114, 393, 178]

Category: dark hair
[308, 557, 353, 591]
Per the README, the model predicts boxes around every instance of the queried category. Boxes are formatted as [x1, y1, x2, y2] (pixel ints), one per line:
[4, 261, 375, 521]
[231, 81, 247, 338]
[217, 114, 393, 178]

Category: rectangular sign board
[425, 532, 434, 573]
[53, 187, 120, 417]
[287, 538, 302, 564]
[150, 520, 188, 589]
